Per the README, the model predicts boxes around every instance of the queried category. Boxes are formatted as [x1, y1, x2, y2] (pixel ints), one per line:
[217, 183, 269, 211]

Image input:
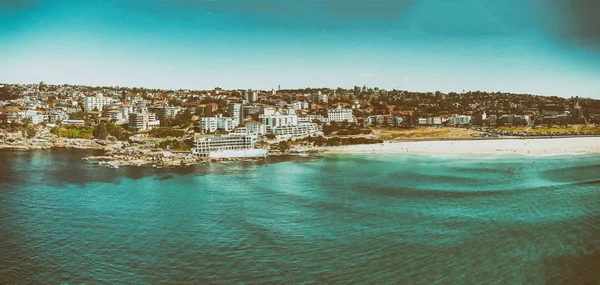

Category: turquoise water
[1, 149, 599, 284]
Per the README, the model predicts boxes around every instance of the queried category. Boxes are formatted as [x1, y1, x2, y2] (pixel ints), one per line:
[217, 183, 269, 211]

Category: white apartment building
[192, 134, 261, 157]
[245, 121, 267, 135]
[83, 93, 113, 112]
[328, 105, 356, 123]
[297, 114, 326, 123]
[287, 102, 309, 111]
[259, 111, 298, 128]
[448, 115, 471, 126]
[228, 103, 244, 126]
[271, 123, 319, 137]
[418, 117, 443, 125]
[198, 114, 238, 133]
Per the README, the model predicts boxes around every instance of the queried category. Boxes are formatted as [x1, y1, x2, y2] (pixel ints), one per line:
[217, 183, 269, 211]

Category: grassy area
[370, 127, 482, 140]
[491, 125, 600, 133]
[578, 125, 600, 133]
[51, 127, 94, 139]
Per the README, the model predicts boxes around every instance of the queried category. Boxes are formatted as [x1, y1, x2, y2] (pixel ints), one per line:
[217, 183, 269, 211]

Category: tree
[69, 111, 87, 120]
[277, 140, 291, 153]
[26, 126, 37, 139]
[93, 123, 109, 140]
[0, 113, 7, 127]
[22, 117, 32, 125]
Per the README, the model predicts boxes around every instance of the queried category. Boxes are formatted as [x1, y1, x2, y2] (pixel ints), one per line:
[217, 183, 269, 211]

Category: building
[128, 112, 160, 132]
[242, 89, 258, 103]
[83, 93, 112, 112]
[483, 115, 497, 126]
[328, 105, 356, 123]
[447, 115, 471, 126]
[243, 105, 262, 115]
[192, 134, 266, 158]
[106, 110, 125, 123]
[148, 106, 180, 121]
[245, 121, 267, 135]
[417, 117, 443, 126]
[262, 107, 276, 116]
[228, 103, 244, 126]
[259, 111, 298, 128]
[62, 120, 86, 127]
[198, 114, 238, 133]
[23, 110, 45, 124]
[271, 123, 319, 137]
[297, 114, 326, 123]
[498, 114, 530, 126]
[312, 91, 328, 103]
[366, 115, 397, 126]
[249, 90, 258, 103]
[541, 104, 564, 116]
[47, 109, 69, 123]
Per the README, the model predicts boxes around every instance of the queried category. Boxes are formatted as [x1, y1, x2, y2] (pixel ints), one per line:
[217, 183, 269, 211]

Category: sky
[1, 0, 600, 98]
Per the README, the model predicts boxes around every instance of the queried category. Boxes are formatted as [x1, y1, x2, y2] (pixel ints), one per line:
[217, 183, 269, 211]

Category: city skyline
[2, 0, 600, 98]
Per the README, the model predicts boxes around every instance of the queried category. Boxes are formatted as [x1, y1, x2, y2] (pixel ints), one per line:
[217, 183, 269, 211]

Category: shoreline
[320, 137, 600, 156]
[3, 136, 600, 168]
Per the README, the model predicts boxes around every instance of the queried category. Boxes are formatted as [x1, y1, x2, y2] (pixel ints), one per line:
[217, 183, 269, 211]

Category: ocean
[0, 149, 599, 284]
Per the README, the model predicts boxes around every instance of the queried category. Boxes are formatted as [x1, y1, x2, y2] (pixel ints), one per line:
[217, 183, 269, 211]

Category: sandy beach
[323, 137, 600, 156]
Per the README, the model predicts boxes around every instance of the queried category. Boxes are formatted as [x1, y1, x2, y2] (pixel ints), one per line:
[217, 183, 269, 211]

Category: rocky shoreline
[0, 137, 269, 169]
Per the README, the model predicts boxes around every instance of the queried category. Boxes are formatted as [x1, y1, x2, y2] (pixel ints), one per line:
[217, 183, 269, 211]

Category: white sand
[324, 137, 600, 156]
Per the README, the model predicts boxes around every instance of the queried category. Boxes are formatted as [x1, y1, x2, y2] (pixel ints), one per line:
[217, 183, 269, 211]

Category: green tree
[26, 126, 37, 139]
[277, 140, 291, 153]
[69, 111, 87, 120]
[0, 113, 8, 127]
[174, 108, 193, 127]
[93, 123, 109, 139]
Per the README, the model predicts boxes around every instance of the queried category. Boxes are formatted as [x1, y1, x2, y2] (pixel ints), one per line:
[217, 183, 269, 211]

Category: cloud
[165, 67, 172, 72]
[359, 73, 373, 78]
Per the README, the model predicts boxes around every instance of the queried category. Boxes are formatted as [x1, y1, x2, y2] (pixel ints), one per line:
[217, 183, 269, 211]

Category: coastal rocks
[98, 160, 120, 169]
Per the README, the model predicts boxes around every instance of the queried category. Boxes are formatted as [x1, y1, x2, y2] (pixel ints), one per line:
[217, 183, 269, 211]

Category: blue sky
[1, 0, 599, 97]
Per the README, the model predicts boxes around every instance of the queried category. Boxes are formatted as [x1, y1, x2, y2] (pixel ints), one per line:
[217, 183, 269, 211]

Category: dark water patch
[154, 174, 174, 181]
[541, 163, 600, 183]
[544, 250, 600, 284]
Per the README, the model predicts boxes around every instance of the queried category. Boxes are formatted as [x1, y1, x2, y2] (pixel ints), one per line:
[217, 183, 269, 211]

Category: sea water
[0, 149, 598, 284]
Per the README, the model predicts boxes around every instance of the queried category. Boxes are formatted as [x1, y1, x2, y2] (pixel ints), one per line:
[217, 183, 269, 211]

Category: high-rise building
[128, 112, 160, 132]
[228, 103, 244, 126]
